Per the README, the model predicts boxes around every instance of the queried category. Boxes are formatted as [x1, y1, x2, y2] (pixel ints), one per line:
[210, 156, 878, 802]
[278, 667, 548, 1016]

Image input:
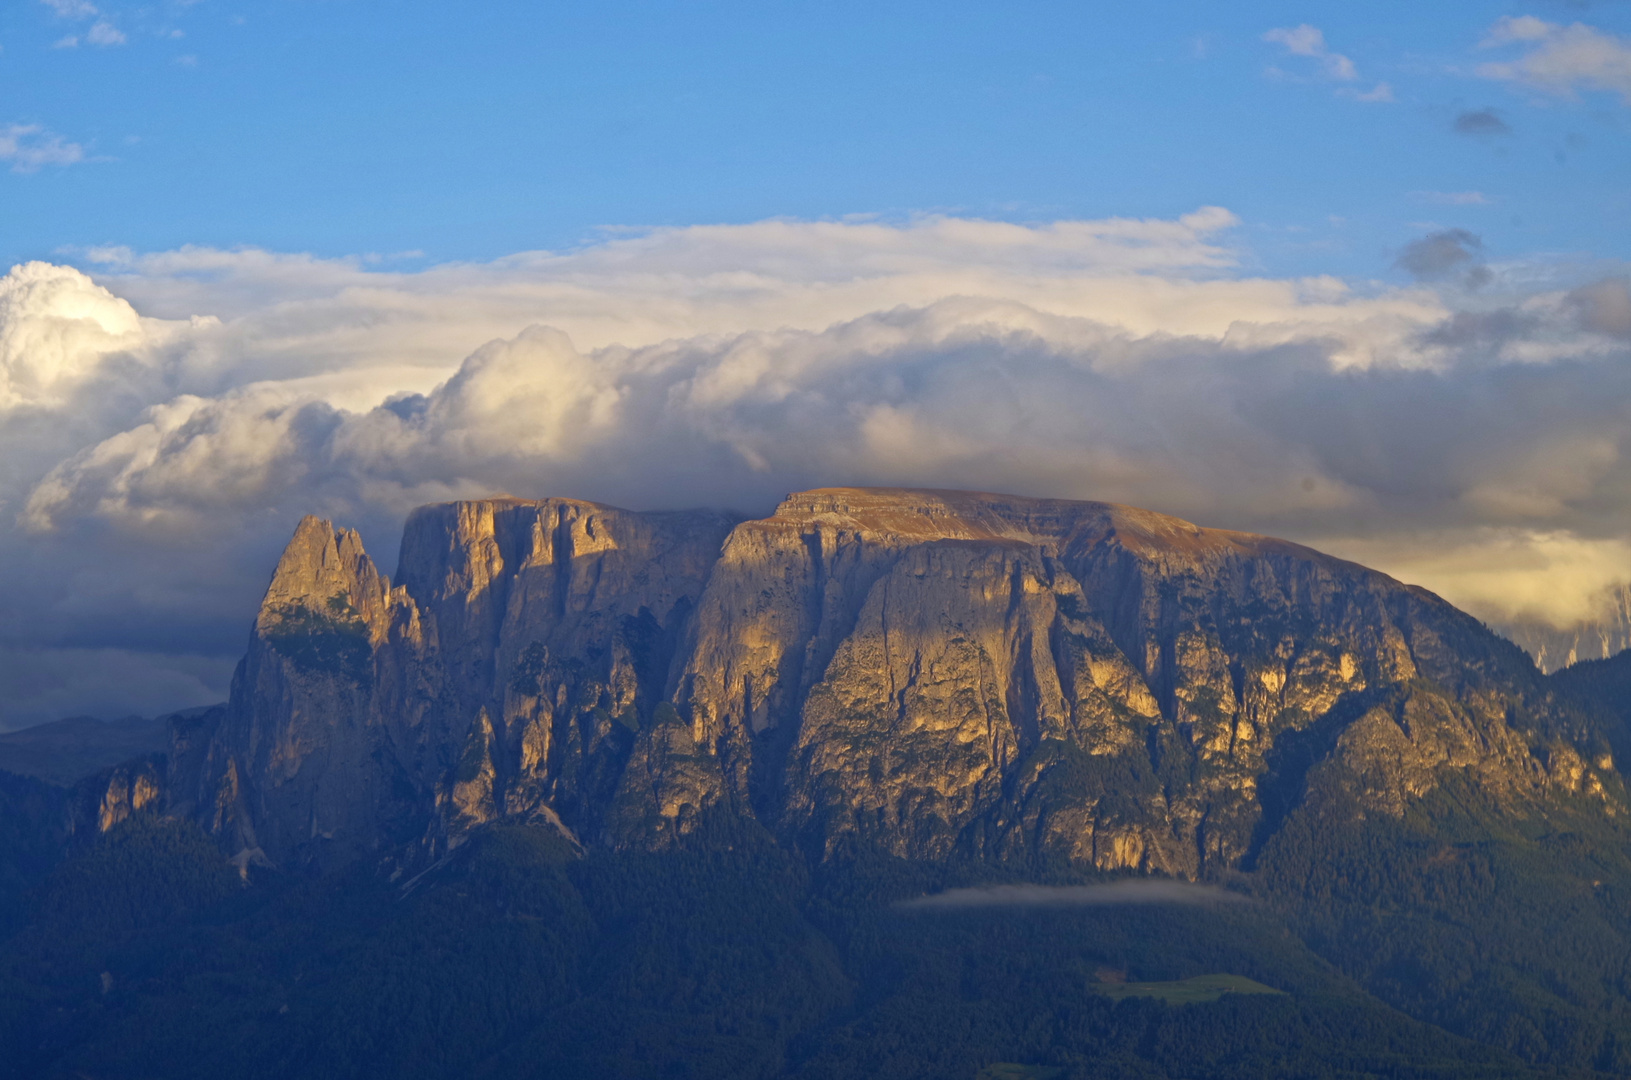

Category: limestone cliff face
[176, 488, 1618, 874]
[174, 501, 737, 866]
[653, 488, 1605, 874]
[396, 498, 737, 843]
[169, 518, 424, 865]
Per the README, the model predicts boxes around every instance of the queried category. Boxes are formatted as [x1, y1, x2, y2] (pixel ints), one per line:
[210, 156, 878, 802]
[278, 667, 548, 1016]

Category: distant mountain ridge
[0, 714, 169, 787]
[1493, 583, 1631, 673]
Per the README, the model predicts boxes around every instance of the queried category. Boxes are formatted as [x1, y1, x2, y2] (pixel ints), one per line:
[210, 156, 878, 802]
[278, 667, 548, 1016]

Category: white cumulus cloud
[1, 213, 1630, 725]
[0, 262, 150, 411]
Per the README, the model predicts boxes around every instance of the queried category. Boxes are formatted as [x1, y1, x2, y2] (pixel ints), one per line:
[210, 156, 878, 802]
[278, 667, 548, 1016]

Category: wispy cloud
[50, 21, 124, 48]
[1265, 25, 1356, 79]
[85, 20, 125, 46]
[39, 0, 125, 47]
[0, 123, 86, 172]
[1345, 82, 1396, 102]
[1264, 24, 1393, 102]
[1413, 191, 1494, 206]
[39, 0, 98, 17]
[1477, 16, 1631, 102]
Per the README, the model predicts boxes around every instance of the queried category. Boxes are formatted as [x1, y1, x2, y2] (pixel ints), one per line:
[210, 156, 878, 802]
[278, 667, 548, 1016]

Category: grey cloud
[1454, 109, 1512, 136]
[1395, 229, 1486, 283]
[0, 647, 229, 733]
[1571, 277, 1631, 338]
[897, 881, 1252, 909]
[1419, 308, 1538, 349]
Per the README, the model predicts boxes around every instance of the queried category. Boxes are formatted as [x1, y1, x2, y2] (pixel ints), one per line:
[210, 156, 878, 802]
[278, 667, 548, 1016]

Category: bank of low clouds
[2, 211, 1630, 724]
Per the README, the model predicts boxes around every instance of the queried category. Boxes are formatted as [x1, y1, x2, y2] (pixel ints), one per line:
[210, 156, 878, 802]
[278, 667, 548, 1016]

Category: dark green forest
[1, 801, 1628, 1080]
[9, 651, 1631, 1078]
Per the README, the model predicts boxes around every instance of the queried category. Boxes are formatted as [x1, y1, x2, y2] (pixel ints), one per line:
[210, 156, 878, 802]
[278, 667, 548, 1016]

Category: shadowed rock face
[173, 487, 1618, 873]
[173, 500, 739, 866]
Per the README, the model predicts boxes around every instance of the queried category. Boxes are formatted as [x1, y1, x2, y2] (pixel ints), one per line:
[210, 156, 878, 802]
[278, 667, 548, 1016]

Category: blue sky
[3, 0, 1629, 281]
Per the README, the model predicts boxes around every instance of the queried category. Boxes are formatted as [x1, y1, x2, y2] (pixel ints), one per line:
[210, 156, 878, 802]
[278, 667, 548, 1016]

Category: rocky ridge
[168, 487, 1620, 876]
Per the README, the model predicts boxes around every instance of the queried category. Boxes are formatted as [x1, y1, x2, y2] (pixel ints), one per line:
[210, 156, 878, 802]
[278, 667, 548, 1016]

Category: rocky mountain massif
[11, 487, 1631, 1080]
[170, 487, 1618, 876]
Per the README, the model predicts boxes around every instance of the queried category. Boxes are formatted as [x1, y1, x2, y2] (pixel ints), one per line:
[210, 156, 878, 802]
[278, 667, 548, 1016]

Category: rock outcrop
[172, 487, 1619, 874]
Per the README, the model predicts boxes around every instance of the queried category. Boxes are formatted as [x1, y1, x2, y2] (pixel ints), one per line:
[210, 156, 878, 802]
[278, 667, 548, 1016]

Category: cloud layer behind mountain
[2, 211, 1630, 726]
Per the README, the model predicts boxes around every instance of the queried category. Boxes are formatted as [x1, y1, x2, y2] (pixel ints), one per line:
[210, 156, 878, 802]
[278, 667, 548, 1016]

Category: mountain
[1494, 584, 1631, 673]
[171, 487, 1611, 875]
[0, 715, 169, 788]
[7, 487, 1631, 1079]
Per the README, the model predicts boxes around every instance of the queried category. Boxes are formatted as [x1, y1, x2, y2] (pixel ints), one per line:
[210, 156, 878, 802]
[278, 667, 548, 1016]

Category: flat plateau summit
[159, 486, 1617, 876]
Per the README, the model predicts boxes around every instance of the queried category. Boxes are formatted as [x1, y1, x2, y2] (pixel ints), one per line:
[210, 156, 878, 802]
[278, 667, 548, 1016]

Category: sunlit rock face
[174, 488, 1617, 874]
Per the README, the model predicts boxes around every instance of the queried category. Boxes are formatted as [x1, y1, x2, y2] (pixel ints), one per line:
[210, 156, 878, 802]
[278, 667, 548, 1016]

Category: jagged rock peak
[258, 515, 393, 643]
